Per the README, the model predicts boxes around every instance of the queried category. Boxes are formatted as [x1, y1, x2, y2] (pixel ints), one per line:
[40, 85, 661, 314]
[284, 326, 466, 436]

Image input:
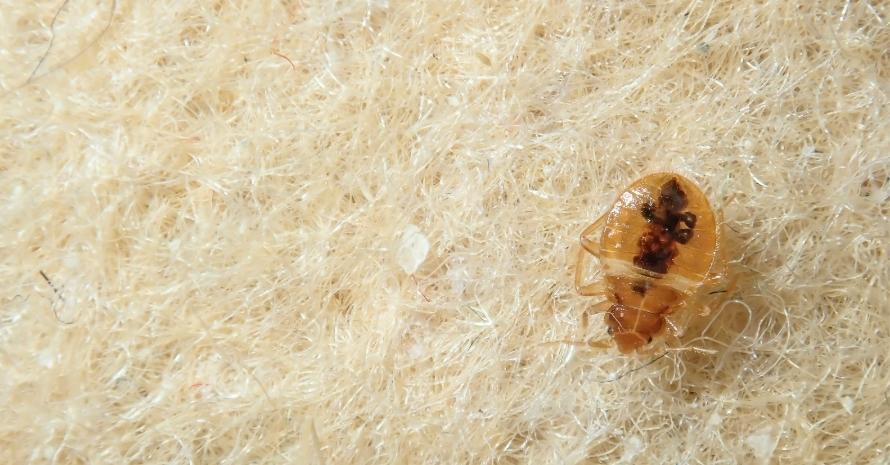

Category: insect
[574, 172, 731, 354]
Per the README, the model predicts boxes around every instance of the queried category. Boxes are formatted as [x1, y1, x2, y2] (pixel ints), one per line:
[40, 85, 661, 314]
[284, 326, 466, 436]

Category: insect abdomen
[603, 273, 688, 353]
[606, 274, 685, 314]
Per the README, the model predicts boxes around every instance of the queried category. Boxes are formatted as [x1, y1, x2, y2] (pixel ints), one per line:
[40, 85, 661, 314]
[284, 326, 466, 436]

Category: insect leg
[576, 280, 606, 296]
[663, 329, 683, 347]
[663, 316, 685, 338]
[581, 237, 600, 255]
[634, 345, 667, 358]
[539, 339, 612, 350]
[699, 305, 713, 317]
[574, 243, 599, 294]
[662, 321, 718, 355]
[722, 193, 738, 208]
[575, 246, 594, 293]
[703, 272, 737, 299]
[574, 217, 608, 295]
[586, 299, 612, 314]
[586, 339, 613, 349]
[700, 274, 737, 317]
[579, 212, 607, 255]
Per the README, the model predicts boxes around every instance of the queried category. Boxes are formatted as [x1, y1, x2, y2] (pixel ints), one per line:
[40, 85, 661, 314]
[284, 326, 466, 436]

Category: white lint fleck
[745, 425, 777, 461]
[447, 263, 467, 296]
[38, 350, 55, 368]
[396, 224, 429, 274]
[840, 396, 854, 415]
[620, 435, 644, 463]
[408, 341, 425, 359]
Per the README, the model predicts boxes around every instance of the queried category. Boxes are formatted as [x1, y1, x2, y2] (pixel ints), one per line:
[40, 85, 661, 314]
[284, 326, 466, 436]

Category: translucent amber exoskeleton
[575, 173, 730, 354]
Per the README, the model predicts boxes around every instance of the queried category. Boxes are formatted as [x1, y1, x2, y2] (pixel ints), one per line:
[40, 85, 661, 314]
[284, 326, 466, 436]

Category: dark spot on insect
[647, 336, 653, 343]
[659, 178, 688, 212]
[641, 202, 657, 222]
[675, 229, 693, 244]
[633, 178, 697, 273]
[607, 327, 614, 336]
[634, 249, 674, 274]
[631, 281, 649, 295]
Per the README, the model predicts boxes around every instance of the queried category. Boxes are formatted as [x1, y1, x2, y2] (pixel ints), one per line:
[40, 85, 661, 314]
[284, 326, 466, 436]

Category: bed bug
[574, 172, 731, 354]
